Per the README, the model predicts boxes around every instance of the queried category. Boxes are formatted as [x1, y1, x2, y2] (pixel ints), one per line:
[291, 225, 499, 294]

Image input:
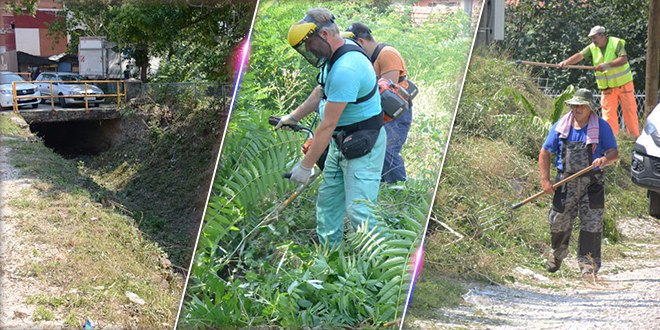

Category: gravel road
[410, 216, 660, 329]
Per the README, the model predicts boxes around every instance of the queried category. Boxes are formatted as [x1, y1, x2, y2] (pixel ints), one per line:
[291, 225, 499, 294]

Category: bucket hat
[565, 88, 598, 111]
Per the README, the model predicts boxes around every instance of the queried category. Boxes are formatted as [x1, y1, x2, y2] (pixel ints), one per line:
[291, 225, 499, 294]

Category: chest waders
[547, 139, 605, 275]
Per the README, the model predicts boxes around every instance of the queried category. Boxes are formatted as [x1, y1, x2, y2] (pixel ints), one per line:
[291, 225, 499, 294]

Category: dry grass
[1, 114, 184, 328]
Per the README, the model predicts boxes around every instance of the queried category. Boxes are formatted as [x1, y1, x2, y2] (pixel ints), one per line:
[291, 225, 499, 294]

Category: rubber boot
[547, 231, 571, 273]
[577, 230, 602, 275]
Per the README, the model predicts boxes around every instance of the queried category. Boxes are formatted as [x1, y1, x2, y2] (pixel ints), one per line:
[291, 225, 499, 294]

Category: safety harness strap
[370, 43, 388, 63]
[334, 111, 383, 134]
[321, 41, 378, 104]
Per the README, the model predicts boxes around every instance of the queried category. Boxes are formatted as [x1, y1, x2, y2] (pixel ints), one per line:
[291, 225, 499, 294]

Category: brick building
[0, 0, 68, 74]
[409, 0, 482, 28]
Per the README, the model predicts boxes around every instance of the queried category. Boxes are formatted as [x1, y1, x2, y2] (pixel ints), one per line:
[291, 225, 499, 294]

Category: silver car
[34, 72, 105, 107]
[0, 72, 40, 109]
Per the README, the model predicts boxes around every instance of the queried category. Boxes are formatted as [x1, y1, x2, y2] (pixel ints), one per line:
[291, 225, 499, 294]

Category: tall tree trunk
[646, 0, 660, 120]
[140, 51, 149, 83]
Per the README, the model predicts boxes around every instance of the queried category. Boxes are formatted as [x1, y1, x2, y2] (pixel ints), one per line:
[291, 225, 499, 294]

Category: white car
[631, 102, 660, 218]
[34, 72, 105, 107]
[0, 72, 40, 109]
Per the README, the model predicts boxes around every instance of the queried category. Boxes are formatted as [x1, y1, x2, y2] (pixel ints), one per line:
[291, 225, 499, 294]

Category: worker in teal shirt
[275, 8, 386, 247]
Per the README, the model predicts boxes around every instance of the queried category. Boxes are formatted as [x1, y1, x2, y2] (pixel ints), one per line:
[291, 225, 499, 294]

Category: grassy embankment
[406, 50, 648, 323]
[0, 93, 226, 328]
[79, 95, 227, 267]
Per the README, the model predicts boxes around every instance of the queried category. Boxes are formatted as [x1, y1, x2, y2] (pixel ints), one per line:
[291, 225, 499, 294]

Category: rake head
[477, 201, 514, 231]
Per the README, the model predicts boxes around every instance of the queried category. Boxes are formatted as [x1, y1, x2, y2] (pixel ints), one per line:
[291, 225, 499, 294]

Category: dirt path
[410, 216, 660, 329]
[0, 132, 62, 328]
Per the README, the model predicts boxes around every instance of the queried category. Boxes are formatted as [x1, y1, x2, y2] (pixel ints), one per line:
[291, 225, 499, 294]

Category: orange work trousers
[600, 81, 639, 137]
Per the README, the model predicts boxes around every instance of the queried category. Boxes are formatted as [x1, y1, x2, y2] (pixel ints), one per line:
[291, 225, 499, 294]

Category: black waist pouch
[335, 128, 380, 159]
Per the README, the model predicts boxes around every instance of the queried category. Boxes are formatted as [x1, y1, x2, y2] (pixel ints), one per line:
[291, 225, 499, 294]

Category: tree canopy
[49, 0, 256, 82]
[3, 0, 39, 16]
[501, 0, 650, 93]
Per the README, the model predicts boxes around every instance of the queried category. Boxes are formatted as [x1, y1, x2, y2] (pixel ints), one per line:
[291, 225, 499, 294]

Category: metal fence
[127, 82, 235, 109]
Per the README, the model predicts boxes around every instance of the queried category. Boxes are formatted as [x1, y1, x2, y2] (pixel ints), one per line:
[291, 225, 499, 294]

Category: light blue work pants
[316, 126, 387, 247]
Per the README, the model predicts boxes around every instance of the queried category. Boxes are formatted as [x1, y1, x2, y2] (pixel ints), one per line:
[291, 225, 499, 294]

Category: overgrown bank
[78, 97, 228, 268]
[0, 95, 227, 328]
[405, 50, 649, 327]
[179, 1, 474, 328]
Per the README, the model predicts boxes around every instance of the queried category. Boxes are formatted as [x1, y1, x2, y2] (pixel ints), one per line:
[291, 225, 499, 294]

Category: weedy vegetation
[404, 49, 648, 325]
[2, 112, 183, 327]
[1, 85, 229, 328]
[78, 92, 228, 267]
[179, 0, 474, 328]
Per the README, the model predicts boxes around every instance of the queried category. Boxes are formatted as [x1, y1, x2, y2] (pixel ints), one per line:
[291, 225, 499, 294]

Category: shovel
[479, 164, 596, 230]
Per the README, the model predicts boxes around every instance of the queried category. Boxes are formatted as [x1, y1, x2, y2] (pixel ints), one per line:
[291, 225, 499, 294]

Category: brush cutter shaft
[517, 60, 595, 70]
[276, 170, 322, 212]
[512, 165, 596, 210]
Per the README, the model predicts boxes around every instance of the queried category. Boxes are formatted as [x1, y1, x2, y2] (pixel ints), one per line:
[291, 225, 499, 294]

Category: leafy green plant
[500, 0, 649, 93]
[181, 0, 472, 327]
[496, 83, 575, 130]
[180, 105, 433, 327]
[550, 85, 575, 124]
[184, 184, 427, 328]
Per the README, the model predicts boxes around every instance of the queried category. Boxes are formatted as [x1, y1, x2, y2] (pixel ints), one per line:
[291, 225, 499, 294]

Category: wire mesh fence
[538, 80, 648, 132]
[126, 82, 235, 109]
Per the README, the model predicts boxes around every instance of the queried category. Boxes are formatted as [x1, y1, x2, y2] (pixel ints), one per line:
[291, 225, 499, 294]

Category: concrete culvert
[29, 118, 121, 158]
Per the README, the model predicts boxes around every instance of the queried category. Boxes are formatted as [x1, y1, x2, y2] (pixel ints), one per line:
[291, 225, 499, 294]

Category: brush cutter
[242, 117, 323, 243]
[267, 115, 323, 211]
[479, 164, 596, 230]
[515, 60, 595, 70]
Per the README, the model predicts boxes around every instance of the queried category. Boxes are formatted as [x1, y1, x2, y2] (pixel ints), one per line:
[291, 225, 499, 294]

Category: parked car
[631, 102, 660, 218]
[34, 72, 105, 107]
[0, 72, 40, 109]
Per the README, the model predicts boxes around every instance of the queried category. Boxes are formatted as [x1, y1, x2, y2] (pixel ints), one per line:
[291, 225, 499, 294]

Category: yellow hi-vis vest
[589, 37, 633, 89]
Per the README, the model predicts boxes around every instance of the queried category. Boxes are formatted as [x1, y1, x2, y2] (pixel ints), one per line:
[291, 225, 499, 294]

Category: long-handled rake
[515, 60, 595, 70]
[479, 164, 596, 230]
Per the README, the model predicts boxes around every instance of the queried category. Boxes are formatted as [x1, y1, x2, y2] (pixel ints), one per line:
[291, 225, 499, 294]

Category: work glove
[274, 114, 300, 130]
[289, 163, 313, 184]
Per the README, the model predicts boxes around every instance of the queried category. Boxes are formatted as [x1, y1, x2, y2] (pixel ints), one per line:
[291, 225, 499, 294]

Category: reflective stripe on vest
[590, 37, 633, 89]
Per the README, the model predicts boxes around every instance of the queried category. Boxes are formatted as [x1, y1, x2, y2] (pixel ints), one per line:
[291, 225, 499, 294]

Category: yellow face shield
[287, 15, 334, 68]
[288, 22, 316, 48]
[340, 31, 355, 39]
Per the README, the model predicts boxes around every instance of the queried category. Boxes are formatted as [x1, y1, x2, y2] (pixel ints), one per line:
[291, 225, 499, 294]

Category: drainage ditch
[29, 118, 122, 158]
